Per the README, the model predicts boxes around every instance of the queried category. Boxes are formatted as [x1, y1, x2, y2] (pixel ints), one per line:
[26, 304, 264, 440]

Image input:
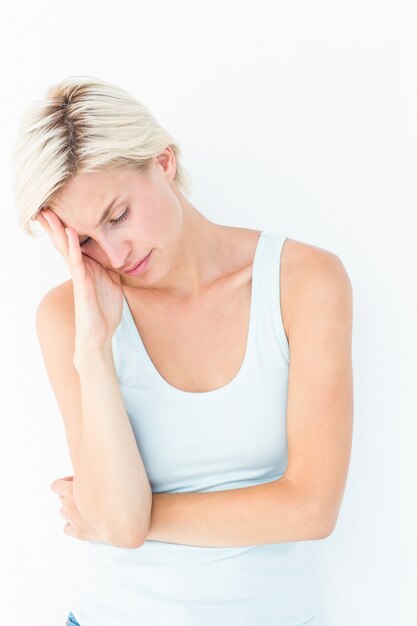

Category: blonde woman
[13, 75, 353, 626]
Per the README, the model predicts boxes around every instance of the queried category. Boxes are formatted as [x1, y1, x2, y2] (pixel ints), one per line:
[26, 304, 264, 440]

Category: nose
[99, 238, 131, 270]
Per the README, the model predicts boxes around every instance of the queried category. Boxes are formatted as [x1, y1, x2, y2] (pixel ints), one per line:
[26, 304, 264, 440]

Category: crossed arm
[146, 250, 353, 548]
[146, 476, 327, 547]
[55, 250, 353, 549]
[56, 474, 327, 548]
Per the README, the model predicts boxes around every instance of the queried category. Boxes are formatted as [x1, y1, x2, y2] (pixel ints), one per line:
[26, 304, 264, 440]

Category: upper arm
[35, 281, 81, 474]
[281, 241, 353, 536]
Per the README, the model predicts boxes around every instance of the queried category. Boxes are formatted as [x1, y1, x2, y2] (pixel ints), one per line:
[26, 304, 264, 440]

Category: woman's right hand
[36, 207, 124, 357]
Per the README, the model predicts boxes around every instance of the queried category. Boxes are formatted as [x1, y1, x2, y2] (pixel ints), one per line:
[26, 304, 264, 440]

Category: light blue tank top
[66, 230, 320, 626]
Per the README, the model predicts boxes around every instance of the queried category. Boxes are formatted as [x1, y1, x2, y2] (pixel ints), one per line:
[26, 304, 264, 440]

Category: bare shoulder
[35, 278, 81, 471]
[279, 238, 353, 535]
[35, 279, 75, 327]
[280, 237, 352, 342]
[36, 277, 74, 306]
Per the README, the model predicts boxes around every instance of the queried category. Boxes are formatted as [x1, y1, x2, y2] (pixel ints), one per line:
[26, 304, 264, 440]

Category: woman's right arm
[36, 283, 152, 548]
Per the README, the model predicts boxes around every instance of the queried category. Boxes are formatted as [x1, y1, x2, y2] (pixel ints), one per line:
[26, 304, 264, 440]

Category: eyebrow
[70, 197, 120, 238]
[95, 197, 120, 228]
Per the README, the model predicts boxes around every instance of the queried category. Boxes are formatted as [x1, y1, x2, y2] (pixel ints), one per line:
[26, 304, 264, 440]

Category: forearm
[73, 345, 152, 547]
[147, 476, 325, 548]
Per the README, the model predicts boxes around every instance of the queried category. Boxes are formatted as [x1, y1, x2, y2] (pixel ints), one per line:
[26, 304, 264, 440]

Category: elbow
[309, 504, 337, 539]
[115, 504, 152, 549]
[108, 533, 146, 550]
[127, 518, 150, 548]
[315, 520, 335, 540]
[116, 508, 152, 548]
[74, 478, 152, 549]
[103, 515, 150, 549]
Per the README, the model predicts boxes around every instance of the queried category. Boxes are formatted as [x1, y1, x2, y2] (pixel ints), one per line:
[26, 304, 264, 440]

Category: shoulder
[34, 279, 83, 474]
[35, 279, 75, 337]
[36, 278, 74, 308]
[280, 237, 352, 342]
[281, 236, 350, 283]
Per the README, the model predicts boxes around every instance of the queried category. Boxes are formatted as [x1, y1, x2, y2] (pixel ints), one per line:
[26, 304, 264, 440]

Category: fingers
[36, 211, 54, 240]
[60, 506, 69, 522]
[63, 522, 78, 538]
[50, 476, 74, 495]
[64, 222, 83, 268]
[39, 209, 86, 283]
[60, 503, 81, 522]
[39, 208, 69, 255]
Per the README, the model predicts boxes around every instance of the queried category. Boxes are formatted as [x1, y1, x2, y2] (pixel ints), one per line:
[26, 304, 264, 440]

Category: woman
[13, 75, 353, 626]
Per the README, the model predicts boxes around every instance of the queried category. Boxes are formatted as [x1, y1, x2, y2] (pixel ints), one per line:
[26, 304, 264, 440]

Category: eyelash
[79, 207, 131, 248]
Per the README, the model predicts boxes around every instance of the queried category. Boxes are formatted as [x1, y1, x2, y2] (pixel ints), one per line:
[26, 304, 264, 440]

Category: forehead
[47, 167, 146, 232]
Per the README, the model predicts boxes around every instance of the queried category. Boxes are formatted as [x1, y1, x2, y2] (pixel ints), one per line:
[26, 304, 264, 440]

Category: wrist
[73, 342, 114, 372]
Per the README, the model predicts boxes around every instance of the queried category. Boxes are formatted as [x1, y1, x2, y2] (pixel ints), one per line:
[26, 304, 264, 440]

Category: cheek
[148, 203, 179, 236]
[132, 211, 159, 239]
[81, 248, 106, 263]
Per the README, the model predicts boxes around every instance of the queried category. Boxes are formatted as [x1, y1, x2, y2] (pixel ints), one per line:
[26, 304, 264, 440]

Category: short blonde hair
[12, 74, 193, 237]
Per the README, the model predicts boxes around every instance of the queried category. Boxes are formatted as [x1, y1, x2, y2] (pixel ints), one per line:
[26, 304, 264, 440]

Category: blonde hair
[12, 75, 193, 237]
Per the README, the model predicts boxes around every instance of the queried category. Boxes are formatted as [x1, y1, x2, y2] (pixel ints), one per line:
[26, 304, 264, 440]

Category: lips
[123, 253, 150, 272]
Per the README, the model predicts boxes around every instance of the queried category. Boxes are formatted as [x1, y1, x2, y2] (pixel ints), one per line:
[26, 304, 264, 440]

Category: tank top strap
[255, 230, 290, 362]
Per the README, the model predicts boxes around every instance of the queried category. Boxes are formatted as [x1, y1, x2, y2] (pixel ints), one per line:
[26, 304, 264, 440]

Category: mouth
[122, 251, 152, 274]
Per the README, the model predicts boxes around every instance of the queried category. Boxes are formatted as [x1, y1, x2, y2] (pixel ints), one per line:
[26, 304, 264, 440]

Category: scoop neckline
[121, 230, 265, 398]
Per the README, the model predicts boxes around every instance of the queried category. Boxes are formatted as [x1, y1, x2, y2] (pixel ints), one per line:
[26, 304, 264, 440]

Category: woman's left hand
[50, 475, 108, 544]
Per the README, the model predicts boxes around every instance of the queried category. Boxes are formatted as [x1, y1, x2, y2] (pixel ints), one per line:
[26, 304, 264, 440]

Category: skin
[41, 148, 247, 298]
[41, 147, 353, 547]
[42, 147, 272, 542]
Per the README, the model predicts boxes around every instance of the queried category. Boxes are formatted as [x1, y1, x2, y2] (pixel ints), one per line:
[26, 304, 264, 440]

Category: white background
[1, 1, 416, 625]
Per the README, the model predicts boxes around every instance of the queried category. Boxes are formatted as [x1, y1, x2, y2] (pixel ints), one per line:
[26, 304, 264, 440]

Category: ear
[156, 147, 177, 184]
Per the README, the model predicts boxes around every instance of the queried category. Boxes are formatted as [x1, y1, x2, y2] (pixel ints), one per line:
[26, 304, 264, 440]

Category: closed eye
[79, 207, 130, 248]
